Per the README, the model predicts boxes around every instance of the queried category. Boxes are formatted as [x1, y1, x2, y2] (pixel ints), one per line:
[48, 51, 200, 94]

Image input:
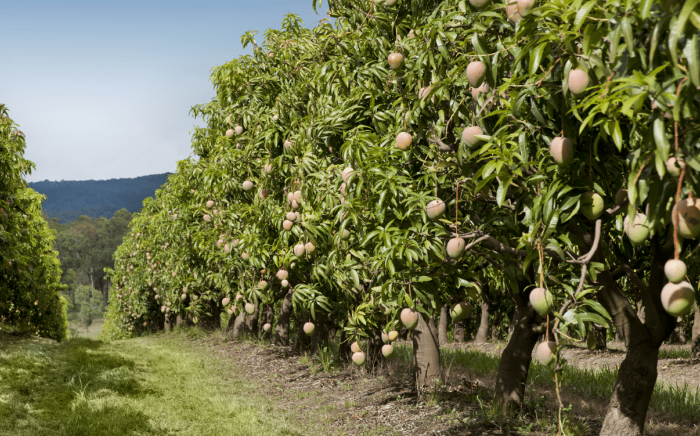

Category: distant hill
[30, 173, 172, 223]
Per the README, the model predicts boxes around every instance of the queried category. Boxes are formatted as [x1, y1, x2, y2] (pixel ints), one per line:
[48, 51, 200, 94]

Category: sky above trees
[1, 0, 326, 182]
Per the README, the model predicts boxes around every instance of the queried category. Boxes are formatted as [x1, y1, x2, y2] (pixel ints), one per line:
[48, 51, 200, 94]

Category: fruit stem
[455, 181, 460, 234]
[434, 159, 440, 200]
[537, 243, 545, 288]
[673, 166, 685, 260]
[555, 368, 564, 436]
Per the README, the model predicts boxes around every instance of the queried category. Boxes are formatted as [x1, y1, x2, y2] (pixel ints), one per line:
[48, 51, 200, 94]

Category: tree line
[46, 209, 132, 334]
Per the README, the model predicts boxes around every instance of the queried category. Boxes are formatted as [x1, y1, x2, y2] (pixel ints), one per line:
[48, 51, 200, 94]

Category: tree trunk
[677, 317, 688, 343]
[587, 325, 607, 350]
[615, 326, 624, 343]
[494, 294, 540, 409]
[365, 328, 385, 371]
[199, 297, 221, 330]
[244, 303, 259, 335]
[164, 314, 172, 332]
[412, 314, 441, 388]
[636, 299, 645, 324]
[338, 325, 351, 362]
[309, 310, 330, 355]
[508, 309, 517, 339]
[296, 311, 311, 352]
[399, 325, 408, 341]
[691, 299, 700, 359]
[600, 342, 659, 435]
[491, 311, 502, 343]
[454, 321, 465, 343]
[263, 305, 274, 339]
[273, 289, 293, 346]
[176, 314, 183, 327]
[438, 305, 449, 345]
[231, 311, 246, 337]
[475, 301, 489, 343]
[596, 235, 677, 436]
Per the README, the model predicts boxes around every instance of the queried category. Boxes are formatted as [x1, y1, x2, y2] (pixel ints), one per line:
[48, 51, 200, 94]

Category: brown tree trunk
[475, 301, 489, 343]
[263, 305, 274, 339]
[273, 289, 294, 346]
[587, 325, 607, 350]
[438, 305, 449, 345]
[309, 310, 330, 355]
[491, 311, 503, 343]
[176, 314, 183, 327]
[636, 299, 645, 324]
[677, 317, 688, 343]
[399, 325, 408, 341]
[596, 235, 677, 436]
[615, 326, 624, 343]
[244, 303, 259, 335]
[494, 293, 540, 409]
[508, 309, 517, 339]
[692, 300, 700, 359]
[338, 325, 351, 362]
[231, 311, 246, 337]
[600, 342, 659, 435]
[365, 328, 384, 370]
[413, 314, 441, 388]
[454, 321, 465, 343]
[297, 311, 311, 352]
[199, 297, 221, 330]
[164, 314, 172, 332]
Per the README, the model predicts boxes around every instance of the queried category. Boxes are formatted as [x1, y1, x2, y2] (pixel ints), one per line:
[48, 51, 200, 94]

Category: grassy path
[0, 330, 305, 436]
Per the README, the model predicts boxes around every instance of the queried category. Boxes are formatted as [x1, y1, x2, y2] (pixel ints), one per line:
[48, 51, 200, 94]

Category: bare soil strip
[197, 334, 699, 436]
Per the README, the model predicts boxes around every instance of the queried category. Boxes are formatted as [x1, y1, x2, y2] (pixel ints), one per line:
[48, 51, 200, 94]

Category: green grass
[658, 347, 692, 359]
[0, 328, 306, 436]
[395, 344, 700, 423]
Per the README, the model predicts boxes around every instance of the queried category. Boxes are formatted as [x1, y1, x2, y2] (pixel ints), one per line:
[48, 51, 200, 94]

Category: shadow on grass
[0, 337, 163, 436]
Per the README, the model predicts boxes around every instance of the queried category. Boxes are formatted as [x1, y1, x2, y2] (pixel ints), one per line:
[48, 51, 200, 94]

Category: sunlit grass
[0, 328, 305, 436]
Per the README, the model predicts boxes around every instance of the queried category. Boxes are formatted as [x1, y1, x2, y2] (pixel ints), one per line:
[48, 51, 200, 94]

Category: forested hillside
[29, 174, 171, 223]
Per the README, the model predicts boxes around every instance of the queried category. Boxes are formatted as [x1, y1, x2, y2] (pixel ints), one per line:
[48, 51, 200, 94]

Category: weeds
[394, 343, 700, 423]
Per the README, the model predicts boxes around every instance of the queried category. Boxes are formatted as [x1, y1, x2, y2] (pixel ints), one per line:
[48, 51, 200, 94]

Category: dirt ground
[193, 335, 700, 436]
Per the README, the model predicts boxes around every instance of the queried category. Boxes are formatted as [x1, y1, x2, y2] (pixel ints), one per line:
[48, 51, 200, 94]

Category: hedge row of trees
[0, 104, 68, 341]
[104, 0, 699, 434]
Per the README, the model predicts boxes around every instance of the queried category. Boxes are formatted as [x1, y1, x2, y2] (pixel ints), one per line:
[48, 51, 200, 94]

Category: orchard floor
[447, 340, 700, 394]
[0, 327, 305, 436]
[1, 327, 698, 436]
[208, 336, 700, 436]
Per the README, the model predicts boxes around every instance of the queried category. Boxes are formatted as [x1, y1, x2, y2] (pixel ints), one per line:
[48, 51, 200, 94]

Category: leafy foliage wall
[0, 104, 68, 341]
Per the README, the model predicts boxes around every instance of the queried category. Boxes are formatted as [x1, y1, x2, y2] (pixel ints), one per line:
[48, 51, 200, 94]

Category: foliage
[103, 0, 698, 427]
[0, 105, 68, 341]
[73, 285, 104, 334]
[47, 209, 132, 309]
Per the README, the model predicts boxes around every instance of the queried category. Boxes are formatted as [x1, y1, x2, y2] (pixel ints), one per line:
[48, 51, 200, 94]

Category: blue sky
[1, 0, 327, 182]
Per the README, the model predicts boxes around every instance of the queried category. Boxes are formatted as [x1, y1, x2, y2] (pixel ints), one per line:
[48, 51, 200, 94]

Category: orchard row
[103, 1, 700, 434]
